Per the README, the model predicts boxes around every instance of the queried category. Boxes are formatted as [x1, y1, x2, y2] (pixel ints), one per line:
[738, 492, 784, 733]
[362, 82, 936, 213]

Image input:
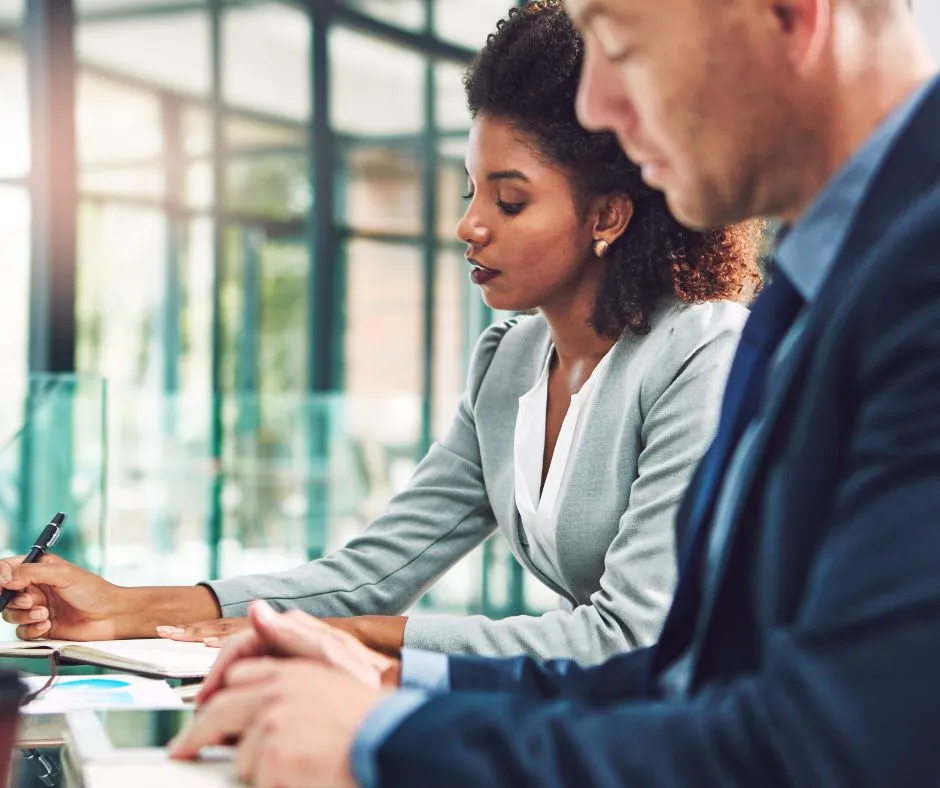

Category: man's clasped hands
[168, 602, 402, 788]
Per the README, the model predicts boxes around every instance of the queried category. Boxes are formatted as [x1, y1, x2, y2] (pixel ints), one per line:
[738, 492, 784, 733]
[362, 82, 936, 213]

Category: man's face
[568, 0, 823, 229]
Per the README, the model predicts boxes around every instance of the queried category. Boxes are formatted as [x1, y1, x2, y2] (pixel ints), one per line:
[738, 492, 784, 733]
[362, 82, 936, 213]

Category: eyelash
[497, 199, 524, 216]
[608, 47, 634, 64]
[461, 192, 525, 216]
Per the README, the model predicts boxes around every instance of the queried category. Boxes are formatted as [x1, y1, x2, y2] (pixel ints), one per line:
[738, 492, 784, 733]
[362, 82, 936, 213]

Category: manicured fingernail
[0, 566, 11, 585]
[156, 626, 185, 636]
[203, 637, 219, 644]
[29, 608, 46, 620]
[254, 601, 277, 623]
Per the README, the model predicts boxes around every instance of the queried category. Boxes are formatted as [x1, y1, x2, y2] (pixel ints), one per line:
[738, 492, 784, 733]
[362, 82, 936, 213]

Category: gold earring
[593, 239, 609, 258]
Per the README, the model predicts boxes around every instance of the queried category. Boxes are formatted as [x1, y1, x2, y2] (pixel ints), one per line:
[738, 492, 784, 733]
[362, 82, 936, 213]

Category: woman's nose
[455, 207, 491, 246]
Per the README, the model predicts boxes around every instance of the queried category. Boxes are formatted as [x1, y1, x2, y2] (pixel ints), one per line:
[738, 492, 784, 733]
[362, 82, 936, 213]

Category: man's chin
[665, 190, 746, 232]
[665, 195, 717, 232]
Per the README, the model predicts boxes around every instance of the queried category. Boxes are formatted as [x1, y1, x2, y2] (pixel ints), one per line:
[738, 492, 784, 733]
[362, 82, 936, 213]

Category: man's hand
[0, 554, 221, 641]
[197, 601, 401, 707]
[157, 617, 250, 645]
[171, 659, 390, 788]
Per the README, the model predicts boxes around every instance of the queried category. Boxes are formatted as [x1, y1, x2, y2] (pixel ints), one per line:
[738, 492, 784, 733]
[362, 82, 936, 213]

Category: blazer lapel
[690, 77, 940, 656]
[552, 330, 638, 591]
[496, 324, 554, 568]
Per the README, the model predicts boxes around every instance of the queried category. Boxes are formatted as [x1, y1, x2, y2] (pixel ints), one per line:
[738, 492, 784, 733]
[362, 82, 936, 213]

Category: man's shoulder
[876, 180, 940, 252]
[822, 179, 940, 329]
[854, 181, 940, 305]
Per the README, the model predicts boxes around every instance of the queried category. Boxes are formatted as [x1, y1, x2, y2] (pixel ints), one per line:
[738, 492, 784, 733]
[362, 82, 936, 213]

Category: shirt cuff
[351, 689, 431, 788]
[399, 648, 451, 692]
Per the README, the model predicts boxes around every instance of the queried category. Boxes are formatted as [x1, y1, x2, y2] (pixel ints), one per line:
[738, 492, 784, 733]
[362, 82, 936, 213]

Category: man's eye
[606, 45, 635, 64]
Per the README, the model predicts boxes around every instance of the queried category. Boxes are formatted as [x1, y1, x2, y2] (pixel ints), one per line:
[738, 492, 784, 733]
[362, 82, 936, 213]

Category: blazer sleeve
[370, 194, 940, 788]
[207, 323, 511, 617]
[402, 307, 744, 662]
[446, 646, 653, 704]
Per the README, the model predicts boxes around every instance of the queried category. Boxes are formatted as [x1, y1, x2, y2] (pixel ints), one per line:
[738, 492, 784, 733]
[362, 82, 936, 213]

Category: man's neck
[779, 14, 935, 223]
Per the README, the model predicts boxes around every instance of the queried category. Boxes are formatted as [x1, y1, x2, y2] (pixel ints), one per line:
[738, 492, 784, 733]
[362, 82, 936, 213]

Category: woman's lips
[468, 259, 501, 286]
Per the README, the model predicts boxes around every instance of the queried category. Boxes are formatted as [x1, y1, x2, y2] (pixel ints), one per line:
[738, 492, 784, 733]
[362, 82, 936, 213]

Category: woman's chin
[480, 291, 539, 314]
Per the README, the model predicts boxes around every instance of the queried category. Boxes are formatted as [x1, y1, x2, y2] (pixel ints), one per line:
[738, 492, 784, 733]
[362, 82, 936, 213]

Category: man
[6, 0, 940, 785]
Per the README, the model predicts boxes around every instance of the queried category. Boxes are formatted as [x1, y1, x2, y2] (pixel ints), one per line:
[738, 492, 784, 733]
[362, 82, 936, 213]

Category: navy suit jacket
[374, 82, 940, 787]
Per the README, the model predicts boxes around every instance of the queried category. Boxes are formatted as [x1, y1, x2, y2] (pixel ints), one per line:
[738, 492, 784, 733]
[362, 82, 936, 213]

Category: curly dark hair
[464, 1, 764, 337]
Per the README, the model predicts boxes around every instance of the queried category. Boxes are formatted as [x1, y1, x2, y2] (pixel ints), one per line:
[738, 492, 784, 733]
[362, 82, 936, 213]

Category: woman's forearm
[117, 585, 223, 638]
[323, 615, 408, 656]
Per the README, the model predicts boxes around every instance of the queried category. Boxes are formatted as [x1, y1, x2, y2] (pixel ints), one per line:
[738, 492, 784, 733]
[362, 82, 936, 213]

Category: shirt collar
[774, 78, 934, 302]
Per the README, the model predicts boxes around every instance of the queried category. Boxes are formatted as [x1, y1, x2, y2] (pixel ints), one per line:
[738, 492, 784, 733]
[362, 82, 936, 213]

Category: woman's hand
[195, 601, 401, 707]
[0, 554, 220, 641]
[156, 617, 250, 645]
[158, 612, 410, 655]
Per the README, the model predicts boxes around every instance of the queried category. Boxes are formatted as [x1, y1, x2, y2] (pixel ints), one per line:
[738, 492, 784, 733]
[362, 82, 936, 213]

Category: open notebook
[0, 639, 219, 679]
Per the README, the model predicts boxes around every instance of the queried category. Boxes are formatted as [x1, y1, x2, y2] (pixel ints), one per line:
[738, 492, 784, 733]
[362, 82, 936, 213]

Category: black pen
[0, 512, 66, 613]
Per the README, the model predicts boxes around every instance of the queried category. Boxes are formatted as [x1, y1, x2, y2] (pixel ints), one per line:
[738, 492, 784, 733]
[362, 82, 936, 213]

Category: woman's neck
[540, 304, 617, 370]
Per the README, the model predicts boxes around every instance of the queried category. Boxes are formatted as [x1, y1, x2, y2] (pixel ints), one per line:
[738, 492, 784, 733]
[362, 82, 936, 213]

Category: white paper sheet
[21, 673, 183, 714]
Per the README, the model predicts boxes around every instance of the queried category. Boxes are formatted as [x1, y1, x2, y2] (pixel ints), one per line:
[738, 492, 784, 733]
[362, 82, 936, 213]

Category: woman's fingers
[156, 617, 249, 642]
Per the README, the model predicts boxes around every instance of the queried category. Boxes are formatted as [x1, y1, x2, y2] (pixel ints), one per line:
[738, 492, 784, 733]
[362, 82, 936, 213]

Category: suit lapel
[689, 78, 940, 662]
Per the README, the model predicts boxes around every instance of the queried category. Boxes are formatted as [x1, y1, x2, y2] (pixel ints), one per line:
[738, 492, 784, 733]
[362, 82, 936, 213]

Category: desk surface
[3, 657, 234, 788]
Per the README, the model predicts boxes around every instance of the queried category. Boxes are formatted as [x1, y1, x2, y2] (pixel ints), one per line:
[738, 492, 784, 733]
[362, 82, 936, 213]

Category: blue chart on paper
[54, 678, 135, 705]
[57, 679, 131, 690]
[23, 673, 182, 711]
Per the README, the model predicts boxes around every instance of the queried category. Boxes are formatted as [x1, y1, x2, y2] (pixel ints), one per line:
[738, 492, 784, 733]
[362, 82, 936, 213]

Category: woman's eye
[497, 199, 525, 216]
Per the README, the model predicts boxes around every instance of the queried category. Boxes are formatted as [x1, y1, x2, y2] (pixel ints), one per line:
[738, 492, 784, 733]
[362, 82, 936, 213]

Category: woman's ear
[592, 193, 634, 248]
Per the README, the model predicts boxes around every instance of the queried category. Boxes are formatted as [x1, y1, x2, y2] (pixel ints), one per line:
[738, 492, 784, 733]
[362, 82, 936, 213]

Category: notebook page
[0, 639, 73, 654]
[66, 640, 219, 676]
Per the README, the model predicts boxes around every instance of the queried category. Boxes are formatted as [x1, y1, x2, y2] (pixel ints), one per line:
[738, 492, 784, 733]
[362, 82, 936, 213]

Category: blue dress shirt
[350, 77, 935, 788]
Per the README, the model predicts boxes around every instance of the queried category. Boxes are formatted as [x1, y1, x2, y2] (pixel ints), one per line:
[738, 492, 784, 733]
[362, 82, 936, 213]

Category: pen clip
[45, 527, 61, 549]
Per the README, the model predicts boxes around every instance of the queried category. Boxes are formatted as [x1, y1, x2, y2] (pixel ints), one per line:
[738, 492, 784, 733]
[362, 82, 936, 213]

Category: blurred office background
[0, 0, 549, 621]
[0, 0, 938, 621]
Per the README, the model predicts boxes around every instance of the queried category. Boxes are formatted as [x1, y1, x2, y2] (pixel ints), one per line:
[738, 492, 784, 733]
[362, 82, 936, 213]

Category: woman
[2, 2, 762, 665]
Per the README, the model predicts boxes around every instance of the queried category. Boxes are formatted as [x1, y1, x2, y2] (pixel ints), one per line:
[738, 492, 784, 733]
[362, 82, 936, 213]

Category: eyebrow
[570, 1, 635, 29]
[568, 0, 600, 28]
[463, 168, 532, 184]
[486, 170, 530, 183]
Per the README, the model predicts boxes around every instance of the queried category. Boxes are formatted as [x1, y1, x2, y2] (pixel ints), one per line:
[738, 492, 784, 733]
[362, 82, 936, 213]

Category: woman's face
[457, 115, 601, 314]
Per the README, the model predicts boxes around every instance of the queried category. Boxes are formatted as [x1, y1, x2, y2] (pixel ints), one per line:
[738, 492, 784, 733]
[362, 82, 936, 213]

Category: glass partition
[0, 375, 107, 572]
[12, 0, 540, 625]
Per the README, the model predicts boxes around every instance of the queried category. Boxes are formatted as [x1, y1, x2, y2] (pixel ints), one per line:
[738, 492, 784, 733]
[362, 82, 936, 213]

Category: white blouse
[513, 344, 616, 589]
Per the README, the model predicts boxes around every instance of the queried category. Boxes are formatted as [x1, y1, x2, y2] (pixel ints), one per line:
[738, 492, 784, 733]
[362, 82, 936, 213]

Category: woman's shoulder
[649, 297, 749, 347]
[466, 314, 548, 392]
[620, 298, 747, 393]
[470, 313, 547, 359]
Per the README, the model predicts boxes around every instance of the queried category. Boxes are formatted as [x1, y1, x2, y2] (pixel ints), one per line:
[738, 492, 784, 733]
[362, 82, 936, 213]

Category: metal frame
[25, 0, 77, 377]
[207, 0, 226, 579]
[20, 0, 79, 555]
[419, 0, 439, 456]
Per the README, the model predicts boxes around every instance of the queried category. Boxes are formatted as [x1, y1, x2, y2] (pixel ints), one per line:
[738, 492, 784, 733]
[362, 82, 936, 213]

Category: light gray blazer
[209, 298, 747, 664]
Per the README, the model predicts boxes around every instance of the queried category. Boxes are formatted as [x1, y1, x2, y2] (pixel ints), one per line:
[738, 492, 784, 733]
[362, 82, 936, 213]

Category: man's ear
[770, 0, 831, 73]
[592, 193, 634, 247]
